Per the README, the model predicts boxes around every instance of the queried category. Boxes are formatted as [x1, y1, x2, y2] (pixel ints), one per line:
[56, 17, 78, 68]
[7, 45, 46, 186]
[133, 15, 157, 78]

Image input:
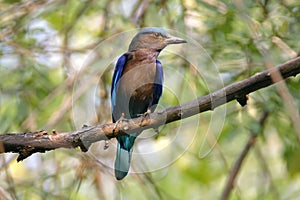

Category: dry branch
[1, 56, 300, 161]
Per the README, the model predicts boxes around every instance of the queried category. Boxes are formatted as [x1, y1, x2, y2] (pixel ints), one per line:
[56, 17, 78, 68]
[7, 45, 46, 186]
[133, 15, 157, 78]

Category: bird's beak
[165, 35, 187, 44]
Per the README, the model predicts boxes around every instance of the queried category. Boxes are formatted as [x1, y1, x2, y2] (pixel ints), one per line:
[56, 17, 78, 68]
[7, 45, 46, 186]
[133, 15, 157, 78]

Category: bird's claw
[138, 109, 151, 125]
[137, 108, 151, 117]
[104, 140, 109, 150]
[113, 113, 128, 133]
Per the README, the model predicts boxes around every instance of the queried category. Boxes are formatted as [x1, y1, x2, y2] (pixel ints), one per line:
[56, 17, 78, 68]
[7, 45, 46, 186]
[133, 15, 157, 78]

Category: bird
[111, 27, 186, 180]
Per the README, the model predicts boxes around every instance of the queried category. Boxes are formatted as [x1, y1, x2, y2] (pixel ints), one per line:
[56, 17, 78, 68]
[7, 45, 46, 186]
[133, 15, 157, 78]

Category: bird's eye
[154, 32, 160, 37]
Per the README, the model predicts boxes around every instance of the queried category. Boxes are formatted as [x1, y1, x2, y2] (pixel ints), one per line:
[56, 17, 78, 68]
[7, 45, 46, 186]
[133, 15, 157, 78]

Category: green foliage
[1, 0, 300, 199]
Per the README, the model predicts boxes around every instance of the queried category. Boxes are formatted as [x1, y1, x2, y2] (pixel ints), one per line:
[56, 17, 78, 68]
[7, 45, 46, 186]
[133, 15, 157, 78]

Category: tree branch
[1, 56, 300, 161]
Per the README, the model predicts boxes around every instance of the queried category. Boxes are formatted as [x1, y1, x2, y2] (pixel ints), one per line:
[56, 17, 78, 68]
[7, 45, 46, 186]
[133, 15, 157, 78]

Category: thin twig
[220, 111, 269, 200]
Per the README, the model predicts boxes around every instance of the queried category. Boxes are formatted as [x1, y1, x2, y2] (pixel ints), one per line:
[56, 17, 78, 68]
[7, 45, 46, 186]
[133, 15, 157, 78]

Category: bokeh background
[1, 0, 300, 199]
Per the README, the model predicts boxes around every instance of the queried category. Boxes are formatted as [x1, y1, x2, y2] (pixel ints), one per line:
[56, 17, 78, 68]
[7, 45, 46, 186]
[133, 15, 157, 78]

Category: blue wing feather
[111, 54, 135, 180]
[150, 60, 163, 109]
[111, 54, 127, 120]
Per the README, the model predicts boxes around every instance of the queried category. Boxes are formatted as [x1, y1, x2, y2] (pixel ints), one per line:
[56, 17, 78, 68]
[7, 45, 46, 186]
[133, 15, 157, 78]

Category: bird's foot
[113, 113, 128, 133]
[104, 140, 109, 150]
[137, 108, 151, 117]
[138, 109, 151, 125]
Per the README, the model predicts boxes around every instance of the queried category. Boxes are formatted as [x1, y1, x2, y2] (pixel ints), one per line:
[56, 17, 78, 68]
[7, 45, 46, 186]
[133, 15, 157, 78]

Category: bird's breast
[119, 61, 157, 97]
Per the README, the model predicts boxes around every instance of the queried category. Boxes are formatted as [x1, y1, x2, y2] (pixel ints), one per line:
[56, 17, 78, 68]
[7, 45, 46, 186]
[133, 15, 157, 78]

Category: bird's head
[128, 28, 187, 52]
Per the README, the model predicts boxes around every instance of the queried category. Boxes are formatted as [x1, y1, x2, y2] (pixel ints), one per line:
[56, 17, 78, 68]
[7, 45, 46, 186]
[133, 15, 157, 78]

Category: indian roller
[111, 28, 186, 180]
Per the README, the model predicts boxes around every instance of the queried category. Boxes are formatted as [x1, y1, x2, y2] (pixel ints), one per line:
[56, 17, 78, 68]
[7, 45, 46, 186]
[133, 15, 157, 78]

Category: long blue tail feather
[114, 135, 136, 180]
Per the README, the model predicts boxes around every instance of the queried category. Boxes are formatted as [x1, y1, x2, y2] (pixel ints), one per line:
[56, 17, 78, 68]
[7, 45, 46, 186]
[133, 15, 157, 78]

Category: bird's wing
[111, 54, 127, 121]
[150, 60, 164, 111]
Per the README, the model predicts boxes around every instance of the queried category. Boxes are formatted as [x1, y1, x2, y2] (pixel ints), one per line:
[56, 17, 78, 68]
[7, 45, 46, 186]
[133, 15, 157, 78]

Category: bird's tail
[114, 135, 136, 180]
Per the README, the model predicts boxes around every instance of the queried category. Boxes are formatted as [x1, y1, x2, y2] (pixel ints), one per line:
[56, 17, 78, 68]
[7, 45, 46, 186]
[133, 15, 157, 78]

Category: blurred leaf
[1, 0, 300, 199]
[283, 145, 300, 176]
